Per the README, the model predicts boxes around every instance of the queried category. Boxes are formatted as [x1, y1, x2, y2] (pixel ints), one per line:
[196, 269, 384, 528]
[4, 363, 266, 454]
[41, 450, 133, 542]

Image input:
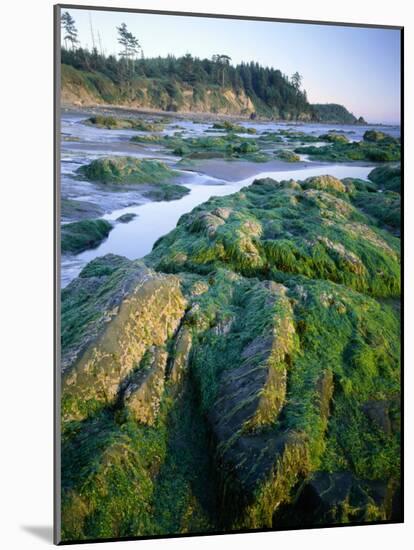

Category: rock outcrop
[60, 171, 401, 541]
[61, 219, 113, 254]
[61, 256, 187, 423]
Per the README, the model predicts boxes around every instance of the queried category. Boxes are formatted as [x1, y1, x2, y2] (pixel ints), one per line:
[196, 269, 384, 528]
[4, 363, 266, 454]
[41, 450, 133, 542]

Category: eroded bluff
[60, 170, 401, 541]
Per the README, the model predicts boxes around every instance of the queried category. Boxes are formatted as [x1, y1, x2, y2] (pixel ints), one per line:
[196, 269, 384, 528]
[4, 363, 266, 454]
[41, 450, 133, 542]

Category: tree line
[61, 11, 311, 118]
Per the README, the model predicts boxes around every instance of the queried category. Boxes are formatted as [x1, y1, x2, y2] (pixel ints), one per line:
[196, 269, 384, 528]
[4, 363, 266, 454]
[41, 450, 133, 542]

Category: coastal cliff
[61, 53, 360, 122]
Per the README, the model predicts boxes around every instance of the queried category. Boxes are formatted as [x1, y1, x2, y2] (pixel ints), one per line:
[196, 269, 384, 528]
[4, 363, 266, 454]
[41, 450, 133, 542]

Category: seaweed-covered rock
[85, 115, 164, 131]
[116, 212, 137, 223]
[121, 346, 168, 425]
[168, 326, 193, 387]
[60, 172, 401, 539]
[192, 278, 300, 527]
[278, 130, 321, 143]
[130, 134, 164, 144]
[183, 269, 399, 529]
[276, 471, 395, 526]
[61, 219, 113, 254]
[362, 400, 393, 435]
[61, 198, 105, 222]
[363, 130, 397, 143]
[78, 156, 178, 184]
[302, 175, 346, 193]
[319, 133, 349, 144]
[295, 132, 400, 162]
[212, 121, 256, 134]
[143, 183, 189, 201]
[61, 255, 187, 423]
[146, 133, 270, 162]
[368, 164, 401, 193]
[341, 168, 401, 234]
[275, 149, 301, 162]
[232, 141, 259, 154]
[351, 189, 400, 233]
[149, 176, 400, 298]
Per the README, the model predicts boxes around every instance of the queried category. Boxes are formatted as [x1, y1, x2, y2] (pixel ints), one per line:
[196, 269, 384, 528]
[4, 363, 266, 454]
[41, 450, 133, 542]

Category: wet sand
[182, 158, 322, 182]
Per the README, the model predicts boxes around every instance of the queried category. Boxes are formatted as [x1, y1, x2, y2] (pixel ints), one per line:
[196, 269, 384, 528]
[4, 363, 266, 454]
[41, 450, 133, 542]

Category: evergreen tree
[117, 23, 140, 80]
[212, 54, 232, 87]
[291, 71, 303, 91]
[61, 11, 79, 50]
[61, 46, 315, 119]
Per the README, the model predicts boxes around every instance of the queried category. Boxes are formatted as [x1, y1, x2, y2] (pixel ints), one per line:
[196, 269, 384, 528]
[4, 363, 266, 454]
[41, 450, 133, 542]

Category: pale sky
[61, 7, 401, 124]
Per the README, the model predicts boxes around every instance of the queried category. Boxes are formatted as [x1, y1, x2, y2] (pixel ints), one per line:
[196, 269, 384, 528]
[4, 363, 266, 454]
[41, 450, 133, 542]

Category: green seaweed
[148, 176, 400, 298]
[275, 149, 301, 162]
[85, 115, 164, 131]
[78, 157, 178, 184]
[60, 169, 401, 537]
[61, 219, 113, 254]
[295, 132, 400, 162]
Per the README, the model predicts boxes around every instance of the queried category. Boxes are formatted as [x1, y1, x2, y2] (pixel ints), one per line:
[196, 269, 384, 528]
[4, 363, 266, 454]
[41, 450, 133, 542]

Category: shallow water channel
[60, 111, 397, 287]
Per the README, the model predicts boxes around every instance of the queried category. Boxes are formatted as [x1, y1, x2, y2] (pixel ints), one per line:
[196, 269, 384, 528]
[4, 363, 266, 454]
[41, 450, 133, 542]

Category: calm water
[60, 112, 399, 287]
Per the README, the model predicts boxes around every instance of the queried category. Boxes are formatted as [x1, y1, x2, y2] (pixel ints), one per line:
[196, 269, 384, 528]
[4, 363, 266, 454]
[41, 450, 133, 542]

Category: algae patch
[61, 219, 113, 254]
[78, 156, 178, 184]
[60, 167, 401, 538]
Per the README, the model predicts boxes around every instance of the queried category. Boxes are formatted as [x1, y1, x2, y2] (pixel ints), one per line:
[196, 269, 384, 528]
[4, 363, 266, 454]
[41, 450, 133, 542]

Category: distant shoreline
[60, 103, 397, 128]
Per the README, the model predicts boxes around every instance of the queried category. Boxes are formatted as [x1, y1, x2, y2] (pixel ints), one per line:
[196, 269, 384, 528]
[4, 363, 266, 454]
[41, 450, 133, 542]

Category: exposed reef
[77, 157, 178, 185]
[60, 167, 401, 540]
[61, 219, 113, 254]
[295, 131, 400, 162]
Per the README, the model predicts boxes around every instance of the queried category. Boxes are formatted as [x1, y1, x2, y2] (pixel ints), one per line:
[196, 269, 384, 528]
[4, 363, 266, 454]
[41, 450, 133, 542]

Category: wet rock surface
[61, 219, 113, 254]
[60, 168, 401, 540]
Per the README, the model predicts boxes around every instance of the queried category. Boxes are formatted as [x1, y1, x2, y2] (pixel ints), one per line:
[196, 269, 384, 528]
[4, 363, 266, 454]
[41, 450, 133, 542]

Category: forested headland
[61, 13, 364, 122]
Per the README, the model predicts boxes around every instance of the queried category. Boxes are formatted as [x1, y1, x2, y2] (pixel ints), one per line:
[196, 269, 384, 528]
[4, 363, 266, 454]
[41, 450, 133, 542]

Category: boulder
[278, 471, 395, 525]
[116, 212, 137, 223]
[78, 156, 177, 184]
[362, 400, 392, 435]
[60, 169, 401, 538]
[61, 255, 187, 423]
[368, 164, 401, 193]
[61, 219, 113, 254]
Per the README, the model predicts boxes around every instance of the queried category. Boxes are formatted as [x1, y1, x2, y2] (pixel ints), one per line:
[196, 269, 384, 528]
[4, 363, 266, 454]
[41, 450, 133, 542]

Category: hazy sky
[62, 8, 401, 124]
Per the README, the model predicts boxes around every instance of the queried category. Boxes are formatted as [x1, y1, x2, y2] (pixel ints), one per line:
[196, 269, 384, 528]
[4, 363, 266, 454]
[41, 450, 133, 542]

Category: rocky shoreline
[61, 103, 396, 127]
[60, 166, 401, 540]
